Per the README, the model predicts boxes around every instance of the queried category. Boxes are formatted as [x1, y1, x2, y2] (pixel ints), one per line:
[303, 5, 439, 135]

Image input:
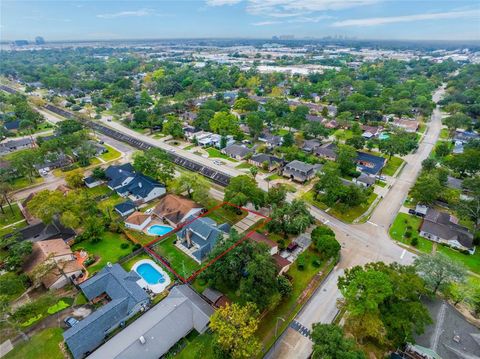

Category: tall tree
[224, 175, 265, 209]
[310, 324, 365, 359]
[336, 144, 357, 176]
[210, 303, 261, 359]
[133, 148, 175, 184]
[170, 173, 209, 204]
[268, 200, 314, 238]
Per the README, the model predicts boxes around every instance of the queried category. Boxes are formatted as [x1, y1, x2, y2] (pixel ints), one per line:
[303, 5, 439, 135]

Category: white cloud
[97, 9, 153, 19]
[252, 20, 281, 26]
[332, 9, 480, 27]
[246, 0, 378, 16]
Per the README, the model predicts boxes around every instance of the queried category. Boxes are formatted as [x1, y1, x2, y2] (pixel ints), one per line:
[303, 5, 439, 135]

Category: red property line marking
[144, 202, 271, 283]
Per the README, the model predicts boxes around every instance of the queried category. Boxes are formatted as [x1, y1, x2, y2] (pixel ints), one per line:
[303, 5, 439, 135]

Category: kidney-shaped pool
[132, 259, 171, 293]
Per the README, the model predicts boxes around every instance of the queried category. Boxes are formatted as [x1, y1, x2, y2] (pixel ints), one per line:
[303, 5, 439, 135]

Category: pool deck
[132, 259, 171, 294]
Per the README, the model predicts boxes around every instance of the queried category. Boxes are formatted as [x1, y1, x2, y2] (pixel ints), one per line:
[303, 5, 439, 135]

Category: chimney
[186, 228, 192, 247]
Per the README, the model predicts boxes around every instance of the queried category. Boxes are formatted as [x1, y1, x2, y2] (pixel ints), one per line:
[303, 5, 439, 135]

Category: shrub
[84, 256, 96, 267]
[404, 231, 412, 238]
[312, 259, 322, 268]
[411, 237, 419, 247]
[297, 257, 306, 271]
[132, 243, 141, 251]
[278, 239, 286, 250]
[120, 243, 129, 249]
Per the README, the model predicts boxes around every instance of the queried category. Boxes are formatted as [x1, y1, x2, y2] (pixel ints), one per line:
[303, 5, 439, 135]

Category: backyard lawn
[204, 201, 248, 225]
[333, 129, 353, 141]
[175, 332, 215, 359]
[124, 228, 155, 246]
[3, 328, 64, 359]
[205, 147, 237, 162]
[97, 193, 125, 214]
[99, 144, 121, 162]
[152, 234, 201, 279]
[72, 231, 133, 274]
[85, 184, 112, 198]
[0, 203, 24, 227]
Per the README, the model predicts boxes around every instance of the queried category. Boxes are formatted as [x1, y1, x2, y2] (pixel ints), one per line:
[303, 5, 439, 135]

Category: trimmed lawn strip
[72, 231, 133, 274]
[152, 235, 201, 279]
[0, 202, 23, 226]
[389, 213, 433, 253]
[10, 176, 44, 190]
[183, 144, 195, 151]
[3, 328, 64, 359]
[205, 147, 238, 162]
[236, 162, 253, 169]
[302, 190, 329, 210]
[266, 174, 283, 181]
[257, 249, 332, 352]
[99, 144, 121, 162]
[124, 229, 155, 246]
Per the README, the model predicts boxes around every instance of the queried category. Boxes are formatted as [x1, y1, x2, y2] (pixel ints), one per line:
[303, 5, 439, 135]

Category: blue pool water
[136, 263, 166, 285]
[379, 132, 390, 140]
[147, 224, 173, 236]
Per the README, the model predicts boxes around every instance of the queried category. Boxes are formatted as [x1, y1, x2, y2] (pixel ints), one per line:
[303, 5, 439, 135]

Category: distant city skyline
[1, 0, 480, 41]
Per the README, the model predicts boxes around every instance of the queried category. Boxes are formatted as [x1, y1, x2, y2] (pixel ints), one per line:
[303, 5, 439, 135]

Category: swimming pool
[132, 259, 171, 293]
[379, 132, 390, 140]
[147, 224, 173, 236]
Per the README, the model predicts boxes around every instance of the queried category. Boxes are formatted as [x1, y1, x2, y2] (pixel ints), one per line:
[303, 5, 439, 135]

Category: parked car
[408, 209, 416, 215]
[64, 316, 79, 328]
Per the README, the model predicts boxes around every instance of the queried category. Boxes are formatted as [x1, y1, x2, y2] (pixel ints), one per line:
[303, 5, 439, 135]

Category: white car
[213, 160, 223, 165]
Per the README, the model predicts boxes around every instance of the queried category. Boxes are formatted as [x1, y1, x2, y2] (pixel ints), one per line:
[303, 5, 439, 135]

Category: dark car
[64, 316, 79, 328]
[408, 209, 416, 215]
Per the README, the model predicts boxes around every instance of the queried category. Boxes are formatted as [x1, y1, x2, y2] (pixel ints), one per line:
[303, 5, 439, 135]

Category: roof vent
[139, 336, 146, 345]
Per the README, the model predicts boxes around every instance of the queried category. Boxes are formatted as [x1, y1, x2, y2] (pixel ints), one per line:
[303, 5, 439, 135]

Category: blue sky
[1, 0, 479, 41]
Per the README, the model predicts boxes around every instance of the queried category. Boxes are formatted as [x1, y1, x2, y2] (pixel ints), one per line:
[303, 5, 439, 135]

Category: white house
[124, 212, 152, 231]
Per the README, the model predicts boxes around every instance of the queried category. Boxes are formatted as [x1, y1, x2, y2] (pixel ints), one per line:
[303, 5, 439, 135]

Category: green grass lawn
[0, 203, 24, 227]
[85, 184, 112, 198]
[9, 176, 44, 190]
[382, 156, 404, 177]
[235, 162, 254, 170]
[303, 190, 377, 223]
[257, 249, 331, 351]
[266, 173, 283, 181]
[205, 147, 238, 162]
[204, 201, 248, 225]
[183, 144, 196, 151]
[152, 235, 201, 279]
[72, 231, 133, 274]
[376, 180, 387, 188]
[439, 128, 450, 140]
[3, 328, 64, 359]
[97, 193, 124, 214]
[437, 244, 480, 274]
[124, 228, 155, 246]
[0, 220, 28, 238]
[99, 144, 122, 162]
[389, 213, 433, 253]
[175, 332, 215, 359]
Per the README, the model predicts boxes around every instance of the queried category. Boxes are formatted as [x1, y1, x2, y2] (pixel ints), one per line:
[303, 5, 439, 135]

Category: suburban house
[124, 211, 152, 231]
[259, 134, 283, 149]
[353, 173, 376, 187]
[114, 201, 137, 217]
[106, 163, 166, 204]
[23, 238, 83, 289]
[249, 153, 283, 171]
[63, 263, 150, 359]
[454, 130, 479, 143]
[177, 216, 230, 262]
[86, 285, 213, 359]
[361, 125, 382, 139]
[282, 160, 322, 183]
[34, 153, 71, 173]
[3, 119, 21, 132]
[84, 175, 103, 189]
[249, 232, 278, 256]
[0, 137, 35, 153]
[221, 144, 252, 160]
[5, 219, 76, 244]
[391, 118, 419, 133]
[302, 139, 322, 153]
[273, 254, 292, 275]
[152, 194, 203, 227]
[419, 208, 475, 254]
[356, 152, 386, 176]
[210, 134, 235, 149]
[315, 143, 337, 161]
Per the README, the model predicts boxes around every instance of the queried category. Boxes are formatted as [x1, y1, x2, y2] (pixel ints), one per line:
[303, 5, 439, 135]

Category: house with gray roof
[282, 160, 322, 183]
[302, 139, 322, 153]
[63, 263, 149, 359]
[86, 285, 213, 359]
[105, 163, 166, 204]
[221, 144, 252, 160]
[177, 216, 230, 262]
[420, 208, 475, 254]
[249, 153, 283, 171]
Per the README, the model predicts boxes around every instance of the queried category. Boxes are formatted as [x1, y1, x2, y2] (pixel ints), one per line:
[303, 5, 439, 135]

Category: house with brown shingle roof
[249, 232, 278, 256]
[152, 194, 203, 227]
[23, 238, 83, 289]
[124, 211, 152, 231]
